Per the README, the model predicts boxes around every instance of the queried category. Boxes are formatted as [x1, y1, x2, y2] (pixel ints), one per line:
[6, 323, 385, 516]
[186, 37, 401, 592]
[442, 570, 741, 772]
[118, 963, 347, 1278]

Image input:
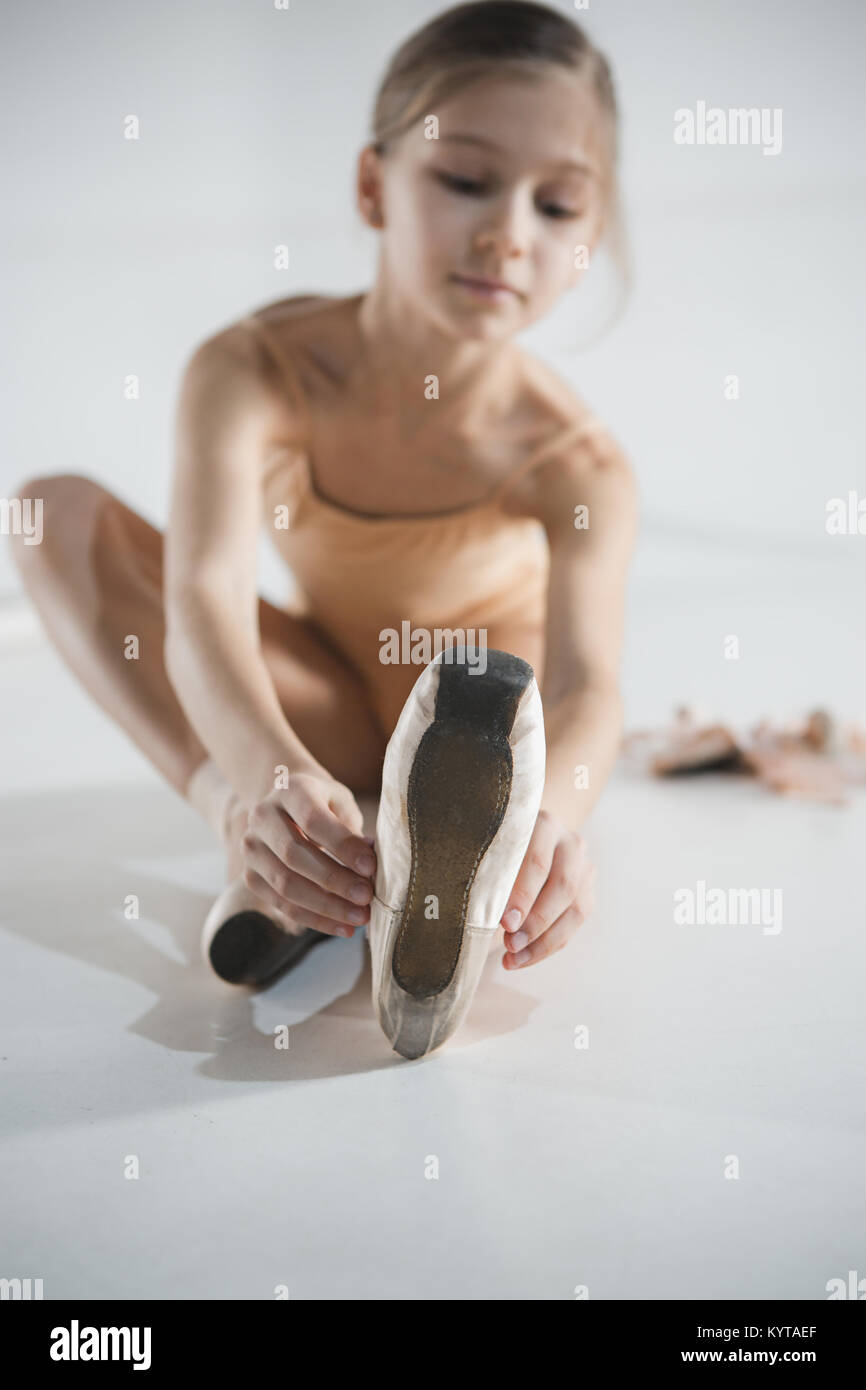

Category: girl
[11, 0, 637, 979]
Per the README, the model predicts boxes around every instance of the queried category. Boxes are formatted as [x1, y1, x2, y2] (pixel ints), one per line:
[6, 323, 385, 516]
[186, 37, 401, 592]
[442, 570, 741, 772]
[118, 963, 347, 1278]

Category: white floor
[1, 530, 863, 1300]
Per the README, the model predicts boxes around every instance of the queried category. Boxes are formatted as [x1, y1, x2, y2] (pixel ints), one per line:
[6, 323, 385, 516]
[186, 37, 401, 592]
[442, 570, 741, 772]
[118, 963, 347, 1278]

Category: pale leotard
[239, 306, 598, 741]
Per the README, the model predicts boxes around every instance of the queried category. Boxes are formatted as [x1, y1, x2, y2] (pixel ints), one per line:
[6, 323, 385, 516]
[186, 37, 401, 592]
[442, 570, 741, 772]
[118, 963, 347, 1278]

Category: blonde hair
[369, 0, 631, 335]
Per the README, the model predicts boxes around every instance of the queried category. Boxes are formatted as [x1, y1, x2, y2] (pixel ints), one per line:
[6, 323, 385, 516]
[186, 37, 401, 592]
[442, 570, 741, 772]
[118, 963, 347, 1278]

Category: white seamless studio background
[1, 0, 864, 1303]
[1, 0, 863, 710]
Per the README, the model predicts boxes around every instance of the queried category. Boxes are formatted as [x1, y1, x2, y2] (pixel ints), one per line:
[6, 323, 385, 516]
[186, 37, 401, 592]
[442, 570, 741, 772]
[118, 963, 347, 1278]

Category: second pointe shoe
[368, 645, 546, 1059]
[201, 878, 331, 987]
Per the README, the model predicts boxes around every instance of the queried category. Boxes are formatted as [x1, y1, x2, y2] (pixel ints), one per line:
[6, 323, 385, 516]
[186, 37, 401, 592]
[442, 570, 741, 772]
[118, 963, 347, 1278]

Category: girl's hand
[499, 809, 596, 969]
[240, 772, 377, 939]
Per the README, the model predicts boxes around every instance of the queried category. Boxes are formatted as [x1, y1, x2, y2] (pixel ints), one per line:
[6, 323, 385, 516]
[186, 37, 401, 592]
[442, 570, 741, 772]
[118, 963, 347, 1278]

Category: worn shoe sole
[370, 647, 545, 1059]
[202, 879, 330, 987]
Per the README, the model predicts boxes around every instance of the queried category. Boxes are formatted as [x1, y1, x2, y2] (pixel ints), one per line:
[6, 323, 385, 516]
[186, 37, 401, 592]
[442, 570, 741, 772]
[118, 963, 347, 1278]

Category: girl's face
[362, 67, 611, 342]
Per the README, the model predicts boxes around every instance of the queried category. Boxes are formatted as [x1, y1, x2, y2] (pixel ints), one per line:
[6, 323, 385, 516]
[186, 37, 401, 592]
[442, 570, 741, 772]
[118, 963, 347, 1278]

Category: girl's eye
[540, 203, 580, 220]
[435, 171, 580, 220]
[436, 171, 486, 196]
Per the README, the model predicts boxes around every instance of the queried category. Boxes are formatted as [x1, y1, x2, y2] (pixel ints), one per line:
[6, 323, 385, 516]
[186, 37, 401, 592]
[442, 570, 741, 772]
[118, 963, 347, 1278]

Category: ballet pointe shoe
[368, 645, 546, 1059]
[201, 878, 331, 987]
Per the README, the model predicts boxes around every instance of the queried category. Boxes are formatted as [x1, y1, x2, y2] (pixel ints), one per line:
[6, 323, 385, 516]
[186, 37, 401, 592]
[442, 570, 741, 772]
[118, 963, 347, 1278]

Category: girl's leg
[9, 473, 387, 868]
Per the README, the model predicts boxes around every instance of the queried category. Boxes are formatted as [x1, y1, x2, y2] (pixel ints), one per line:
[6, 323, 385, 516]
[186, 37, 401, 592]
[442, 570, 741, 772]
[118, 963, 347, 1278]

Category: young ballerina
[10, 0, 637, 982]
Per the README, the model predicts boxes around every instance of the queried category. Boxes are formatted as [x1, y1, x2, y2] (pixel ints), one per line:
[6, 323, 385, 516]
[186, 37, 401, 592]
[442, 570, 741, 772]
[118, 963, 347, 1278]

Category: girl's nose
[473, 195, 532, 260]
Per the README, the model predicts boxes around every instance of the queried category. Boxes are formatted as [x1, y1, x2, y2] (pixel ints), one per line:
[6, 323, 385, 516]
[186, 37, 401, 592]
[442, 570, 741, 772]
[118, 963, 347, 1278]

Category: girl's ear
[357, 145, 385, 228]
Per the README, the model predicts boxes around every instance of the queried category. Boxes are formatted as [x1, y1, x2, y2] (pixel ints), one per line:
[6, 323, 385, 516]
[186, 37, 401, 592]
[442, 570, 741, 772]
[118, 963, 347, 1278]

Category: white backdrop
[2, 7, 865, 1296]
[1, 0, 864, 602]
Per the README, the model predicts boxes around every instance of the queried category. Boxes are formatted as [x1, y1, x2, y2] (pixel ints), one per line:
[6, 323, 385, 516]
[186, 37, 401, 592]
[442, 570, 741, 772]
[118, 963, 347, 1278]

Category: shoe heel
[202, 879, 330, 987]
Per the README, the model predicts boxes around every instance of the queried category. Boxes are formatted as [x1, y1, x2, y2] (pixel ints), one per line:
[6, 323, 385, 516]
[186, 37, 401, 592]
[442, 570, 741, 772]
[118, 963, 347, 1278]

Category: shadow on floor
[0, 782, 538, 1090]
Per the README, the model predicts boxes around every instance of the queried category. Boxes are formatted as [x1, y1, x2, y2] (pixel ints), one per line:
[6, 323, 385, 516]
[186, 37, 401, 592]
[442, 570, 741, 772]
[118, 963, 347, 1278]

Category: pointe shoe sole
[202, 879, 330, 987]
[370, 647, 546, 1059]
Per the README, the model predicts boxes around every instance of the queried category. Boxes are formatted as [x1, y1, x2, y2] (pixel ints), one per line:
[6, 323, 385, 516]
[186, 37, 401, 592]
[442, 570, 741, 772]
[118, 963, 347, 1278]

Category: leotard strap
[490, 415, 609, 504]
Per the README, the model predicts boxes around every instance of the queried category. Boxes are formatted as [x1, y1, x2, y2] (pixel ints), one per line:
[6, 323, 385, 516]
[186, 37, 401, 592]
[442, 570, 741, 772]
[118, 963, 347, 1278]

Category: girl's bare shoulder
[189, 293, 359, 445]
[515, 348, 601, 443]
[233, 292, 360, 385]
[506, 348, 635, 523]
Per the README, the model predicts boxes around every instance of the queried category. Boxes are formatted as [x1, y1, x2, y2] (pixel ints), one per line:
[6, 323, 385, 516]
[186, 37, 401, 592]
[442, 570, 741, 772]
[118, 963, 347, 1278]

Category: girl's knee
[9, 473, 116, 576]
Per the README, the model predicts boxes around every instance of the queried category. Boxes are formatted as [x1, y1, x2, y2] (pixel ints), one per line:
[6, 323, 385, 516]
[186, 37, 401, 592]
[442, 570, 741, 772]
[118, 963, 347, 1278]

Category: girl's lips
[451, 274, 521, 301]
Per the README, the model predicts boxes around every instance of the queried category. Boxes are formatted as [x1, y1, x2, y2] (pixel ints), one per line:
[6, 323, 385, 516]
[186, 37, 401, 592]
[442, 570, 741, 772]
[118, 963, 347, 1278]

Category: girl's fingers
[242, 867, 358, 939]
[503, 903, 586, 970]
[280, 780, 375, 874]
[327, 785, 367, 838]
[241, 837, 369, 931]
[500, 810, 560, 936]
[249, 803, 375, 905]
[504, 839, 593, 952]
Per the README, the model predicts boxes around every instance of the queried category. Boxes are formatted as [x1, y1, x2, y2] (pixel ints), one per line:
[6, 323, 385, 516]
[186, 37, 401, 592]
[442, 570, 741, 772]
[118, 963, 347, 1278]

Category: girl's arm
[497, 427, 638, 970]
[163, 327, 324, 806]
[537, 427, 639, 834]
